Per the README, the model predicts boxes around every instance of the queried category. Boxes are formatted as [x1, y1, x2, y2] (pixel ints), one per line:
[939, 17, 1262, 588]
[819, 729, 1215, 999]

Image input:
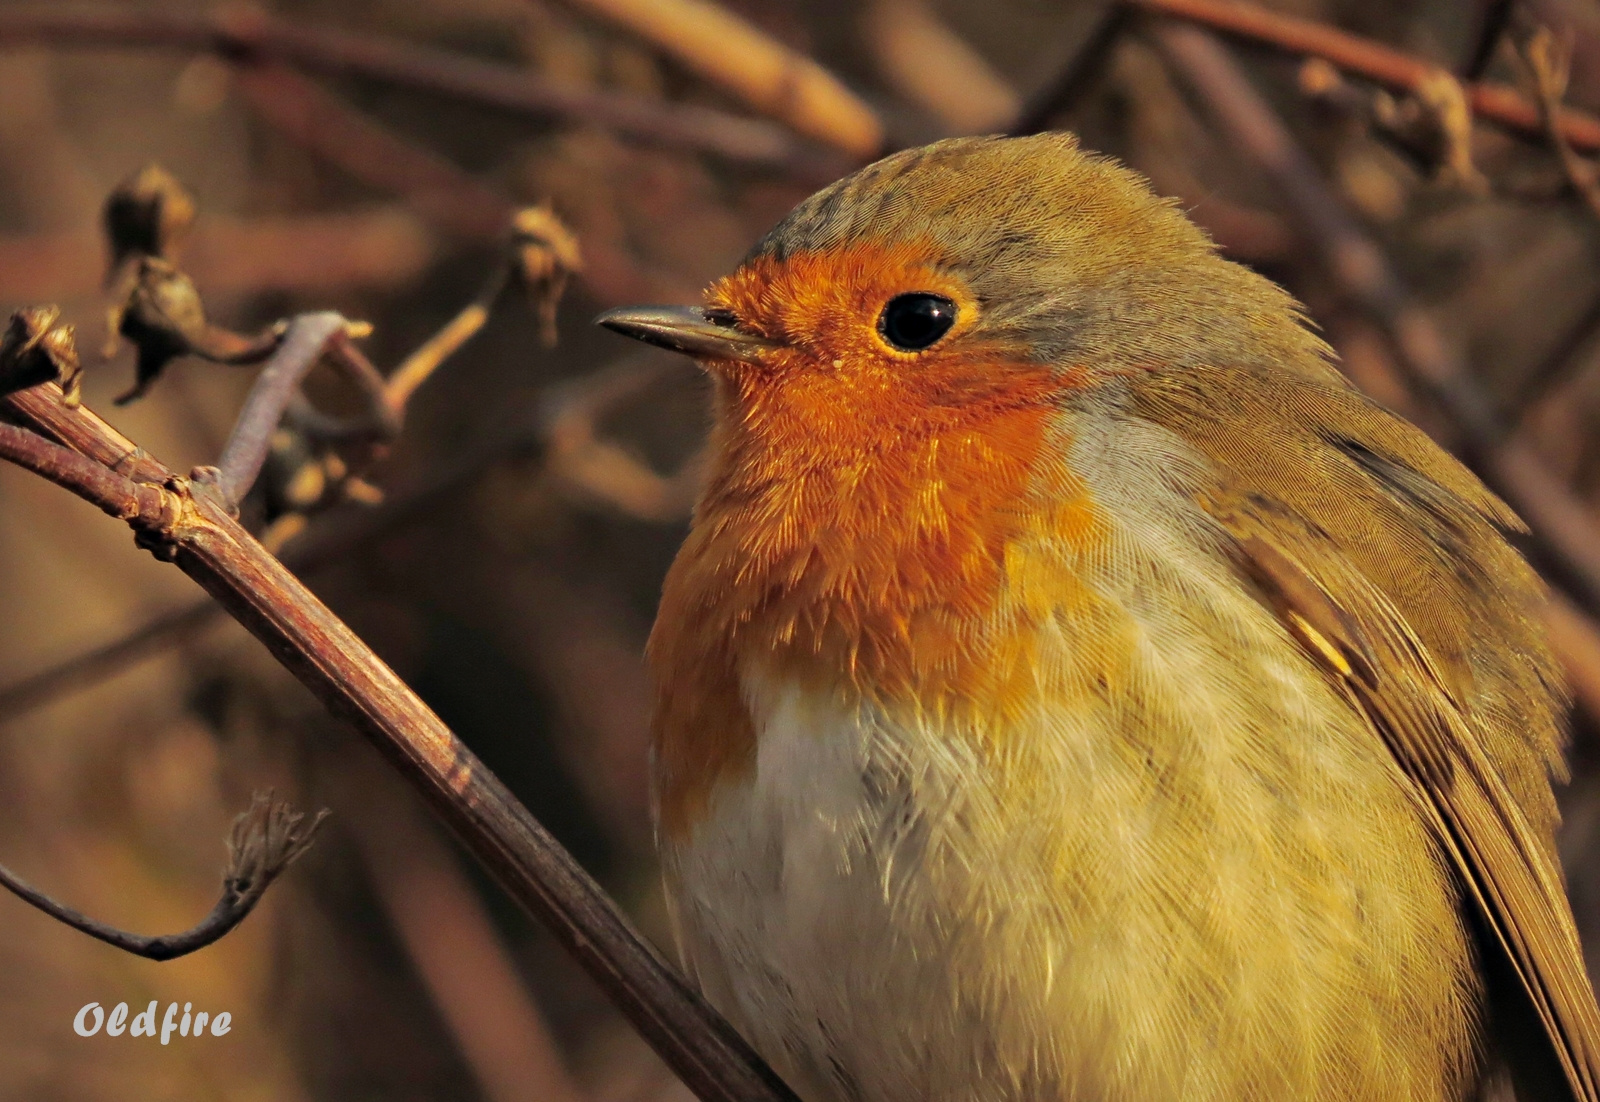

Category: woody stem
[0, 382, 797, 1102]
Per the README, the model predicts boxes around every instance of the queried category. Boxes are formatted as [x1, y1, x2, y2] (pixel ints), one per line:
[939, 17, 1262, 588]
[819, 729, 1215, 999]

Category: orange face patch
[707, 240, 979, 366]
[647, 241, 1100, 838]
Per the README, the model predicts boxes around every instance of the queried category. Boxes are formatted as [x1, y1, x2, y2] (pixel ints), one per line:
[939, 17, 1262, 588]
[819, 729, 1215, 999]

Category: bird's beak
[595, 306, 776, 366]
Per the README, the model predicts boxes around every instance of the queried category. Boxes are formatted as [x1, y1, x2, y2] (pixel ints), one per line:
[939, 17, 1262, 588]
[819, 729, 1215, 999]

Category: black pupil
[879, 293, 956, 351]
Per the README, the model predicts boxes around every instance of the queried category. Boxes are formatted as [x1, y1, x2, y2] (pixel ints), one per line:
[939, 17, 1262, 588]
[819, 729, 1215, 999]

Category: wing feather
[1126, 362, 1598, 1099]
[1230, 522, 1600, 1102]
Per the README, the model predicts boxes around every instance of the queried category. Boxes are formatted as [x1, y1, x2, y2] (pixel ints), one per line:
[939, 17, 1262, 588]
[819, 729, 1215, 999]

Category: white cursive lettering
[73, 998, 233, 1040]
[72, 1003, 103, 1036]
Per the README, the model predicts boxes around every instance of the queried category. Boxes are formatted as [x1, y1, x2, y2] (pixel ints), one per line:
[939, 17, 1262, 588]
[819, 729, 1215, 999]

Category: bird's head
[598, 132, 1326, 408]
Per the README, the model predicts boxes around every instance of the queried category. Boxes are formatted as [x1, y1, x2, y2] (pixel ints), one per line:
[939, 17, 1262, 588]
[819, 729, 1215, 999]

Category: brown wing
[1126, 364, 1600, 1101]
[1231, 521, 1600, 1102]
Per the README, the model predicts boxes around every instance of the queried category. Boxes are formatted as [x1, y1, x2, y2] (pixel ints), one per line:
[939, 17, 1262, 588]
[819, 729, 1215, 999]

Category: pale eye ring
[878, 293, 957, 352]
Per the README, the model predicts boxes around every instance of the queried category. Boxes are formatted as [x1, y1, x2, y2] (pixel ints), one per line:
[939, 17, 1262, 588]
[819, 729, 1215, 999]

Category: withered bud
[111, 257, 209, 405]
[1297, 58, 1351, 104]
[509, 205, 582, 347]
[104, 164, 196, 274]
[0, 306, 82, 407]
[225, 791, 328, 896]
[1412, 70, 1487, 195]
[108, 257, 281, 406]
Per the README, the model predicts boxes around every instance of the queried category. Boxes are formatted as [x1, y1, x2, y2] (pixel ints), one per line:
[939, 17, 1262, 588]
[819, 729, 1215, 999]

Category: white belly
[658, 414, 1477, 1102]
[661, 626, 1473, 1102]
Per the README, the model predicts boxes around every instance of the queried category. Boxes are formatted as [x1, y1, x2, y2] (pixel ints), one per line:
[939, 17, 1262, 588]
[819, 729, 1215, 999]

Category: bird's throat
[647, 362, 1092, 837]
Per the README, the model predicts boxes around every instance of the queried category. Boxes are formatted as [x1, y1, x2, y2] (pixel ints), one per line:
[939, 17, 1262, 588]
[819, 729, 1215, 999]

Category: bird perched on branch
[597, 132, 1600, 1102]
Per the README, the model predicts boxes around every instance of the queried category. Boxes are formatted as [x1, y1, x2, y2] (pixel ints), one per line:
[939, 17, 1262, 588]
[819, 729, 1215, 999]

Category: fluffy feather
[640, 133, 1595, 1102]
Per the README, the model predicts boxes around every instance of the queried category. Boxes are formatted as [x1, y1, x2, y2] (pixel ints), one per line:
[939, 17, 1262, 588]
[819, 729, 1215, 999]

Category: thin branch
[0, 353, 663, 725]
[7, 381, 169, 486]
[556, 0, 882, 158]
[0, 6, 843, 177]
[1517, 27, 1600, 222]
[216, 206, 576, 530]
[93, 167, 564, 528]
[0, 791, 326, 962]
[234, 64, 686, 305]
[0, 598, 221, 722]
[235, 64, 511, 242]
[323, 331, 404, 435]
[0, 419, 175, 530]
[1463, 0, 1516, 79]
[1508, 289, 1600, 421]
[1012, 2, 1132, 135]
[200, 312, 352, 512]
[1148, 20, 1600, 618]
[0, 379, 797, 1102]
[378, 205, 582, 408]
[1127, 0, 1600, 153]
[385, 268, 509, 411]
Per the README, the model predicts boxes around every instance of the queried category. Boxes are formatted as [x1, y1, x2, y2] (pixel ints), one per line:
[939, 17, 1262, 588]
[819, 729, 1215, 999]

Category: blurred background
[3, 0, 1600, 1097]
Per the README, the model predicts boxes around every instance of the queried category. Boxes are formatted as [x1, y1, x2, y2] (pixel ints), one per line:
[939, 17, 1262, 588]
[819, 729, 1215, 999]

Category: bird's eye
[878, 293, 957, 352]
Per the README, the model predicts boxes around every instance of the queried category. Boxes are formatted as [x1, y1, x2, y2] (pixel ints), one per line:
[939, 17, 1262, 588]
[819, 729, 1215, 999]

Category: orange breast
[647, 339, 1097, 838]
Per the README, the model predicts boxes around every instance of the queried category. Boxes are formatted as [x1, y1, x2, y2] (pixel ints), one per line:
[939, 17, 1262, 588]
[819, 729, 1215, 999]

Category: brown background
[1, 0, 1599, 1098]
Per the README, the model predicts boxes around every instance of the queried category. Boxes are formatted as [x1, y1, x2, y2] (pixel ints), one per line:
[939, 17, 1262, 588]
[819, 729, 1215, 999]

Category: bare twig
[1012, 2, 1131, 135]
[541, 357, 703, 522]
[385, 207, 582, 407]
[234, 64, 681, 305]
[388, 269, 512, 413]
[93, 163, 569, 536]
[862, 0, 1021, 134]
[0, 5, 841, 176]
[556, 0, 882, 157]
[0, 378, 796, 1102]
[0, 791, 325, 962]
[1518, 26, 1600, 222]
[0, 352, 671, 725]
[340, 748, 587, 1102]
[1127, 0, 1600, 153]
[1298, 59, 1487, 188]
[1464, 0, 1516, 80]
[228, 208, 576, 532]
[0, 598, 223, 722]
[0, 185, 580, 721]
[0, 209, 437, 304]
[1149, 20, 1600, 617]
[198, 312, 354, 512]
[0, 418, 176, 529]
[1509, 290, 1600, 422]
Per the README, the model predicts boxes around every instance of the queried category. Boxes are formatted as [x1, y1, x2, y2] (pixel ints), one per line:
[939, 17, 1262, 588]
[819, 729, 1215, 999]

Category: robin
[597, 133, 1600, 1102]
